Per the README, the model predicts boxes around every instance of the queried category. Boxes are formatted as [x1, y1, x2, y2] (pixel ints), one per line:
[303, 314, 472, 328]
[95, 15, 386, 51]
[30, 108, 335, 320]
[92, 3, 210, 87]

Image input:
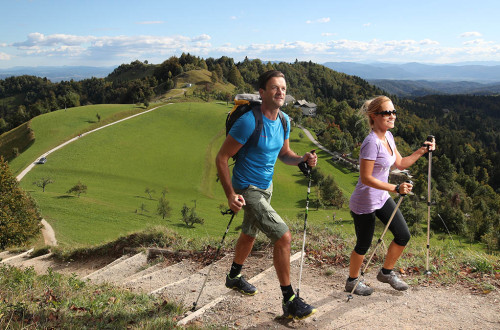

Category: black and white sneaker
[282, 294, 317, 320]
[225, 274, 258, 295]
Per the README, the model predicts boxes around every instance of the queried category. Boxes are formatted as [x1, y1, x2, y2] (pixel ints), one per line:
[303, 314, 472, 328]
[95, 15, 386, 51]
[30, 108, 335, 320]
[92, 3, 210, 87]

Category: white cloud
[460, 31, 482, 38]
[12, 33, 96, 48]
[4, 32, 500, 66]
[363, 23, 371, 27]
[0, 52, 11, 60]
[230, 16, 237, 20]
[420, 39, 439, 45]
[192, 34, 211, 42]
[8, 33, 215, 62]
[306, 17, 330, 24]
[463, 38, 492, 45]
[322, 33, 337, 37]
[136, 21, 164, 25]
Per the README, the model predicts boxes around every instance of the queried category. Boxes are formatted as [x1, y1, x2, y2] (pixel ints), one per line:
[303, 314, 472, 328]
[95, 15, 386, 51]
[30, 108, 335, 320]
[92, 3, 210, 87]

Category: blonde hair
[360, 95, 392, 127]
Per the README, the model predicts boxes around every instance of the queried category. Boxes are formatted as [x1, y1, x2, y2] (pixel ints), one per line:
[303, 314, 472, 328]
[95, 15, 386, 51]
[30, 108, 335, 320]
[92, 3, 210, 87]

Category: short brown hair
[258, 70, 285, 90]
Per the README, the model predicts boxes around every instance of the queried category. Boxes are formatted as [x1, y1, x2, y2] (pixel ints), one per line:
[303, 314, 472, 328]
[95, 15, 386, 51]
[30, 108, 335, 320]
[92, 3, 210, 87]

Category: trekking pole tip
[346, 294, 353, 302]
[424, 270, 432, 275]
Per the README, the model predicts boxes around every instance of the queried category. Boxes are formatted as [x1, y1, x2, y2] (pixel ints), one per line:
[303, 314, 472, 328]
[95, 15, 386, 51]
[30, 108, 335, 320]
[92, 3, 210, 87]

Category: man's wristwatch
[394, 184, 400, 194]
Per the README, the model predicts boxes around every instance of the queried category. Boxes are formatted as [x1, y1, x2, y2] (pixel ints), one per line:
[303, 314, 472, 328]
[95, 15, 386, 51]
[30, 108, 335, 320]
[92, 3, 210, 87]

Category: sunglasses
[375, 110, 397, 116]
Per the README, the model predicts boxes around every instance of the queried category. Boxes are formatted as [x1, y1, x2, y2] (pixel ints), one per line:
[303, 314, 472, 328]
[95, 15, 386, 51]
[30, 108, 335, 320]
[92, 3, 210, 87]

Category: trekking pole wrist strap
[394, 184, 400, 194]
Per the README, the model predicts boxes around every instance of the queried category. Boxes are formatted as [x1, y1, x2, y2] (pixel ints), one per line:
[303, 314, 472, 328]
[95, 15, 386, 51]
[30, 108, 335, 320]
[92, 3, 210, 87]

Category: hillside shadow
[134, 195, 156, 201]
[172, 223, 198, 229]
[135, 213, 152, 218]
[56, 195, 76, 199]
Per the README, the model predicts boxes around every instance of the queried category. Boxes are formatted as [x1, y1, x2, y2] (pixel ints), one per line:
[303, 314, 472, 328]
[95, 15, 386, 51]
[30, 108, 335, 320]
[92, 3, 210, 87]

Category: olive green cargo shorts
[235, 183, 289, 243]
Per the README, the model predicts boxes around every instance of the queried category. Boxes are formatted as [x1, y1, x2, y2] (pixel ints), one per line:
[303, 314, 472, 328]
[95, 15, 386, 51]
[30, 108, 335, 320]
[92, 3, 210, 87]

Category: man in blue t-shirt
[216, 70, 318, 320]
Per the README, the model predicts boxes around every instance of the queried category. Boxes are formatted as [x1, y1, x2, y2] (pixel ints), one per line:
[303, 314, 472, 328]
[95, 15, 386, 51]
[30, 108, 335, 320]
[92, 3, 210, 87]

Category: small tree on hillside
[32, 177, 54, 192]
[0, 157, 42, 249]
[67, 181, 87, 197]
[145, 187, 155, 200]
[139, 203, 148, 214]
[180, 201, 204, 227]
[157, 196, 172, 220]
[319, 174, 346, 209]
[161, 186, 169, 198]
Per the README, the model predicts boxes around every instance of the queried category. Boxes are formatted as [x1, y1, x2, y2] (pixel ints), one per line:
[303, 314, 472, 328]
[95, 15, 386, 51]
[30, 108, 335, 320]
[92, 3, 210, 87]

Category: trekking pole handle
[298, 150, 316, 177]
[423, 135, 434, 150]
[221, 209, 235, 216]
[397, 180, 414, 196]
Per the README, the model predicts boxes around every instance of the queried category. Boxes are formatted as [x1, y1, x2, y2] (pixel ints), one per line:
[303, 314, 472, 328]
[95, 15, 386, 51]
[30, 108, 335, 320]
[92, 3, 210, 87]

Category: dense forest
[0, 54, 499, 251]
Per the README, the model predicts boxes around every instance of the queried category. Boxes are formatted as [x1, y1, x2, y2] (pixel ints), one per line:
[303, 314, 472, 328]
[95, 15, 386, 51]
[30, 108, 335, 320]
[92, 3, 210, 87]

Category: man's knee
[275, 231, 291, 247]
[238, 232, 256, 245]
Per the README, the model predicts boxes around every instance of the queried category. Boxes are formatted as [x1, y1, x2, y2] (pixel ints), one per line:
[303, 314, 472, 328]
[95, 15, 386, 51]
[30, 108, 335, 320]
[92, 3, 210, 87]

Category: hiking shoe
[282, 294, 317, 320]
[225, 274, 258, 295]
[376, 269, 409, 291]
[345, 278, 373, 296]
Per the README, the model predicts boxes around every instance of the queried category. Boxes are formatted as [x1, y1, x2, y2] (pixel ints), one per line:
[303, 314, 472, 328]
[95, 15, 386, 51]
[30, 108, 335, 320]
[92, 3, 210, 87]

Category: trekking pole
[424, 135, 434, 275]
[191, 209, 236, 311]
[297, 150, 315, 298]
[347, 180, 413, 302]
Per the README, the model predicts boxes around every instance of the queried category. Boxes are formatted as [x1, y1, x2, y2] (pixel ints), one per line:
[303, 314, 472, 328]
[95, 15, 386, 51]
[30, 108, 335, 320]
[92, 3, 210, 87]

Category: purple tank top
[349, 130, 396, 214]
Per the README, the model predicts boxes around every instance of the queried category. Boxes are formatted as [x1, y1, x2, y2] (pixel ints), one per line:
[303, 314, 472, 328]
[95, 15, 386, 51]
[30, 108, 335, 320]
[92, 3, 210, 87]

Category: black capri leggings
[351, 197, 411, 255]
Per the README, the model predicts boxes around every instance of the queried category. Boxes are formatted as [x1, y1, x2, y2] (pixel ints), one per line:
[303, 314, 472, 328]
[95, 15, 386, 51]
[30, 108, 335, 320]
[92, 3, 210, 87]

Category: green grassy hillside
[0, 121, 34, 161]
[17, 102, 356, 247]
[8, 104, 148, 175]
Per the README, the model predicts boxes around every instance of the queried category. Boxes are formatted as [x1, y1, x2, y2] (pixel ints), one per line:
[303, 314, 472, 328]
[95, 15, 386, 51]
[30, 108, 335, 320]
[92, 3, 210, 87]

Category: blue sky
[1, 0, 499, 68]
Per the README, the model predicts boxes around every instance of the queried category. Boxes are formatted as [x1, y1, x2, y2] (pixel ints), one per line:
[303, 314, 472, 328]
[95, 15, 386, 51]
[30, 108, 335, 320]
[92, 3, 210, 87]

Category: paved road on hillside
[16, 104, 167, 246]
[297, 124, 335, 156]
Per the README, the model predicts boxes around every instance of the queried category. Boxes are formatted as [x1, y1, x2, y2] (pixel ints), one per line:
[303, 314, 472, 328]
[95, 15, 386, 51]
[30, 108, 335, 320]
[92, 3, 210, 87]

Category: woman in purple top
[345, 96, 436, 296]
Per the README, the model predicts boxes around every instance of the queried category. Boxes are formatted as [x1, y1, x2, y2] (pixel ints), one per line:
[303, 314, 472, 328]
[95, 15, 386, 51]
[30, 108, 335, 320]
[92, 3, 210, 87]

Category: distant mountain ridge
[2, 61, 500, 97]
[0, 65, 117, 82]
[323, 61, 500, 83]
[367, 79, 500, 98]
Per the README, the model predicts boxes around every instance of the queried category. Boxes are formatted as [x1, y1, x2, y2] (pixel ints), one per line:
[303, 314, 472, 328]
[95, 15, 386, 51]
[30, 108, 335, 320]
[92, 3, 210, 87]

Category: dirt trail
[1, 248, 499, 329]
[189, 256, 500, 329]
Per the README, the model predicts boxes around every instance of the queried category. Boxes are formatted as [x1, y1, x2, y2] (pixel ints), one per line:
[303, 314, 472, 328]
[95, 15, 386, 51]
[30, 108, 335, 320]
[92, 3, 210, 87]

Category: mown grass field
[14, 102, 355, 248]
[9, 104, 147, 175]
[13, 101, 488, 256]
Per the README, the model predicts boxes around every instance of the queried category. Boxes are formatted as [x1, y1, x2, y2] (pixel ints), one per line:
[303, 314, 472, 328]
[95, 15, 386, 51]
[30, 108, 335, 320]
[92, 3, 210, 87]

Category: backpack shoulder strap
[277, 110, 288, 141]
[248, 105, 263, 147]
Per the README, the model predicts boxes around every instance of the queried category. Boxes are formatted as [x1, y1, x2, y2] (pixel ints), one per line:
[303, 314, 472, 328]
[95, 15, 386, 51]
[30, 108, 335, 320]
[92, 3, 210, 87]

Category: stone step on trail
[0, 248, 34, 265]
[84, 252, 148, 285]
[15, 253, 56, 273]
[121, 263, 164, 285]
[124, 259, 202, 294]
[182, 252, 339, 328]
[177, 252, 300, 326]
[82, 254, 131, 280]
[0, 250, 24, 262]
[156, 251, 274, 312]
[152, 254, 233, 309]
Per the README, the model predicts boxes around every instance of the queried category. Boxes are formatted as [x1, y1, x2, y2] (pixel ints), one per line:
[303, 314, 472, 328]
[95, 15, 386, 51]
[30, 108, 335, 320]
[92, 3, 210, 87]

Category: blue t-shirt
[229, 109, 290, 190]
